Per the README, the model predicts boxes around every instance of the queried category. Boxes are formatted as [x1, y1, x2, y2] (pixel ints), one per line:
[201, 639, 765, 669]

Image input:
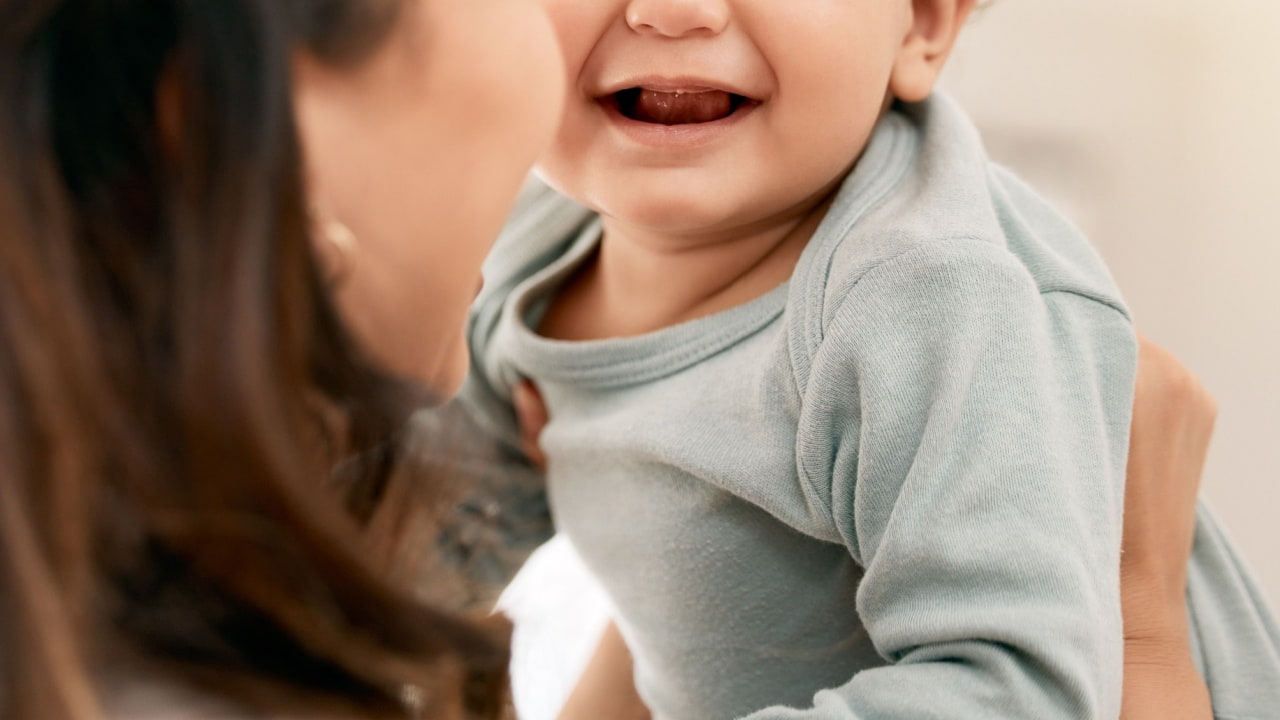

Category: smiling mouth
[611, 88, 755, 126]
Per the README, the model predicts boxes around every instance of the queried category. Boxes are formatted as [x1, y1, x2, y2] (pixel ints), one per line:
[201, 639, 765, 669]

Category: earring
[322, 217, 358, 254]
[310, 208, 359, 283]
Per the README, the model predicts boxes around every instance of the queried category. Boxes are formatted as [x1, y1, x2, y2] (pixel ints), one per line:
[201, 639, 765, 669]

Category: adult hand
[514, 380, 549, 469]
[1119, 333, 1214, 720]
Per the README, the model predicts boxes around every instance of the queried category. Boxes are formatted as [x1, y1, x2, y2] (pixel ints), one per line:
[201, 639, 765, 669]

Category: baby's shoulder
[479, 176, 597, 296]
[797, 98, 1128, 327]
[808, 170, 1128, 326]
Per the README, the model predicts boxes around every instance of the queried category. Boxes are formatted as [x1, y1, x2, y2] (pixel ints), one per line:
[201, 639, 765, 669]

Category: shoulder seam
[819, 235, 1010, 340]
[1040, 288, 1132, 322]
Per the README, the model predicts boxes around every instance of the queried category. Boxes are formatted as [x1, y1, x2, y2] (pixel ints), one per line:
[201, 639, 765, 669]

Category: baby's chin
[594, 188, 803, 242]
[538, 156, 835, 242]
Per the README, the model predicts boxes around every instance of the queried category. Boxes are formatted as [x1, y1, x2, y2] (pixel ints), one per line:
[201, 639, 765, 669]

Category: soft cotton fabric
[461, 94, 1280, 720]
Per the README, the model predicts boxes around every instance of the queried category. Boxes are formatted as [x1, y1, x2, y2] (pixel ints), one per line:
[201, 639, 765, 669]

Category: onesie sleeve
[746, 238, 1137, 719]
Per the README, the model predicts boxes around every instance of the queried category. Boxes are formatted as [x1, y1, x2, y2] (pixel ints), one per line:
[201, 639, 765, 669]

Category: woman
[0, 0, 1214, 718]
[1, 0, 559, 717]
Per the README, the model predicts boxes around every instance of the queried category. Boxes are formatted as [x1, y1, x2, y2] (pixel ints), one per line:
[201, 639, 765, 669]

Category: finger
[1134, 335, 1218, 492]
[1122, 333, 1218, 600]
[513, 380, 549, 469]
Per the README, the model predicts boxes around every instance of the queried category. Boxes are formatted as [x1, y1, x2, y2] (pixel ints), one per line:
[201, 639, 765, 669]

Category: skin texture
[293, 0, 565, 394]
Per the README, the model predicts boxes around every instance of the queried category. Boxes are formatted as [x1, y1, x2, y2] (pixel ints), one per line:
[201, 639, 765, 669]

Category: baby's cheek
[536, 0, 589, 50]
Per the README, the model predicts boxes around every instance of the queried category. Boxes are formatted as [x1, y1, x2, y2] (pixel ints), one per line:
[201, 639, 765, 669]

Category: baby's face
[535, 0, 916, 238]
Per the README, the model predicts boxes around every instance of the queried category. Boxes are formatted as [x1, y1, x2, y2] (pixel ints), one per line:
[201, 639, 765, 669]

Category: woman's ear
[889, 0, 977, 103]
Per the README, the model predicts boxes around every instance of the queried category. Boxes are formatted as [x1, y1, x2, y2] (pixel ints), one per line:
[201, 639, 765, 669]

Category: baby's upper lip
[594, 74, 765, 102]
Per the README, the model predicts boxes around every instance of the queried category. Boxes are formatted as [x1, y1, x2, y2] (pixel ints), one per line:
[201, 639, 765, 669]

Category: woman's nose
[625, 0, 731, 39]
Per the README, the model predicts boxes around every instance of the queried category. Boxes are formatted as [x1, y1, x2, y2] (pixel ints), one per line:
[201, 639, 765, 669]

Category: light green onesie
[458, 94, 1280, 720]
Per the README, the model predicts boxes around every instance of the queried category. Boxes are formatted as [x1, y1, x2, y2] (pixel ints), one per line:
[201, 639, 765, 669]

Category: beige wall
[941, 0, 1280, 607]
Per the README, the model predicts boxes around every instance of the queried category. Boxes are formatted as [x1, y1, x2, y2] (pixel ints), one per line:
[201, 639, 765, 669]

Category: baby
[459, 0, 1280, 717]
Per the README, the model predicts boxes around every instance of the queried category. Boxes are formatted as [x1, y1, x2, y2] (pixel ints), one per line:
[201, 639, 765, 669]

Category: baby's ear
[889, 0, 977, 103]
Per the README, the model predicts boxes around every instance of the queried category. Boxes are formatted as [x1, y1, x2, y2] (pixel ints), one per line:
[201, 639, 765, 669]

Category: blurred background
[505, 2, 1280, 716]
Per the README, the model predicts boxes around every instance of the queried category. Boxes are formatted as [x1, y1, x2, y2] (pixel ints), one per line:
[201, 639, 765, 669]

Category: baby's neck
[539, 191, 836, 341]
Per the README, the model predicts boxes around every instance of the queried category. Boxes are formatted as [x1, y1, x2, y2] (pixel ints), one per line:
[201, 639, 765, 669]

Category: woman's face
[294, 0, 565, 393]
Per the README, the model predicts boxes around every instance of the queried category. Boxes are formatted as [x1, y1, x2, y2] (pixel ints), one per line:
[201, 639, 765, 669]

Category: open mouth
[610, 87, 756, 126]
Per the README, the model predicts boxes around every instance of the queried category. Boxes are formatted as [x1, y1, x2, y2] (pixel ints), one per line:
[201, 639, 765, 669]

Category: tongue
[630, 89, 734, 125]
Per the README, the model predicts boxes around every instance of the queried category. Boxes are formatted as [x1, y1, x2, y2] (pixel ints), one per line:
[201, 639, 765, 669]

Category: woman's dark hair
[0, 1, 510, 718]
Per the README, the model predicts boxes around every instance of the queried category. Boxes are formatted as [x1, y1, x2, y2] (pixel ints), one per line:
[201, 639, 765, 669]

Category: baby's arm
[749, 239, 1135, 719]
